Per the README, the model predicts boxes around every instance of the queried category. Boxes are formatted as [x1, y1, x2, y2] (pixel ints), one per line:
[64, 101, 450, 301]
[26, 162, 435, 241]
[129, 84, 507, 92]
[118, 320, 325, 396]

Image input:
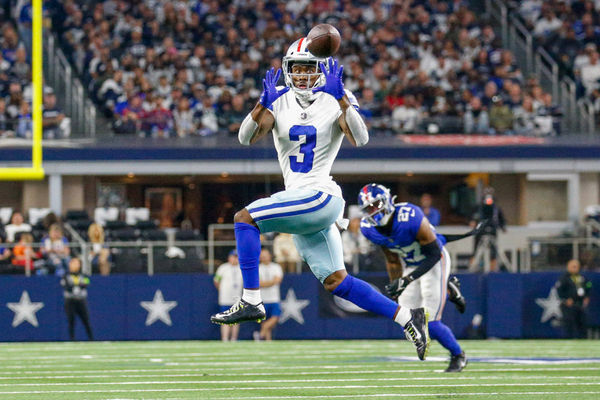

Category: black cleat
[445, 351, 468, 372]
[404, 307, 430, 361]
[447, 276, 466, 314]
[210, 299, 266, 325]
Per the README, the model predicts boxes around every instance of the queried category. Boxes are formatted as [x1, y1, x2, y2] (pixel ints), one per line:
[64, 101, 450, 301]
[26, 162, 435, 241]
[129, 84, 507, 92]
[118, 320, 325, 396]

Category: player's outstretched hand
[312, 58, 345, 100]
[385, 277, 410, 298]
[259, 68, 289, 109]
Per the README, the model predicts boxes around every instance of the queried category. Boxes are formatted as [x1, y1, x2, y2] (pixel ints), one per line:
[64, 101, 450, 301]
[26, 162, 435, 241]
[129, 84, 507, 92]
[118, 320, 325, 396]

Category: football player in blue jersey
[210, 38, 430, 360]
[358, 183, 468, 372]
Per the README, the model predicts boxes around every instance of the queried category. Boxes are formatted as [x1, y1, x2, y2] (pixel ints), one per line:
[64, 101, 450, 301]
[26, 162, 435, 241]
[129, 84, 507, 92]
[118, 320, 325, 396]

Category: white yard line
[1, 382, 600, 389]
[0, 386, 599, 395]
[112, 394, 600, 400]
[0, 375, 598, 382]
[0, 366, 597, 376]
[0, 349, 373, 361]
[215, 393, 600, 399]
[0, 360, 271, 369]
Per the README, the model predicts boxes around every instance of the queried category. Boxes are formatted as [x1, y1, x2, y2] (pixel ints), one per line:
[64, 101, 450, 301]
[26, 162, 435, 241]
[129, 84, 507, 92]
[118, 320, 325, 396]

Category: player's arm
[313, 58, 368, 146]
[239, 68, 287, 146]
[338, 95, 369, 147]
[381, 247, 403, 282]
[239, 104, 275, 145]
[260, 274, 283, 288]
[408, 218, 442, 281]
[385, 218, 442, 298]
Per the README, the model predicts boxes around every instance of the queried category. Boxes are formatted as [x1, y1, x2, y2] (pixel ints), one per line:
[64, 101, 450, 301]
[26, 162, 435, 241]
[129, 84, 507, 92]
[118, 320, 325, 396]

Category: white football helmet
[282, 37, 328, 102]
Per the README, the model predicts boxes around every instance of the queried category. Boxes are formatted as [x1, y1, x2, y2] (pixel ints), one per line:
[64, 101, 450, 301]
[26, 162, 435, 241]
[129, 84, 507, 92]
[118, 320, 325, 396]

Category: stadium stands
[515, 0, 600, 124]
[45, 0, 559, 136]
[0, 3, 70, 138]
[0, 1, 596, 274]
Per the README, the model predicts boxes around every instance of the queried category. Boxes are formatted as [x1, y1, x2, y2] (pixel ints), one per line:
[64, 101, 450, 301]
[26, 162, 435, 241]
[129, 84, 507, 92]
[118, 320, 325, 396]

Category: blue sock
[429, 320, 462, 356]
[332, 275, 398, 319]
[234, 222, 261, 289]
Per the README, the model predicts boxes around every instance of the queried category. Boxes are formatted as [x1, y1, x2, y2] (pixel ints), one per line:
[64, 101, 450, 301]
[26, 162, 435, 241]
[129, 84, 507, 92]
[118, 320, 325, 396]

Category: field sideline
[0, 339, 598, 399]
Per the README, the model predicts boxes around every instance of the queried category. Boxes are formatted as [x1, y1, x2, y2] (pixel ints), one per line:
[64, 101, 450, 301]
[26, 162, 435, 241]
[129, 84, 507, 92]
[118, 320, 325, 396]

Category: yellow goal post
[0, 0, 44, 180]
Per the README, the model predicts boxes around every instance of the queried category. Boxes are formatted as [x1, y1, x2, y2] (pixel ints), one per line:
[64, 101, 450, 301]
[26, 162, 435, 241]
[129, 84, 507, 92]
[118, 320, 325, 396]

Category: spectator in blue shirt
[420, 193, 441, 226]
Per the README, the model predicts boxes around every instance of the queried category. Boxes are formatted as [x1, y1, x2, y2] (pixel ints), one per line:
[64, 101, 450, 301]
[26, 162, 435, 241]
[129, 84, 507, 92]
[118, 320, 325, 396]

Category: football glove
[259, 68, 289, 109]
[312, 58, 345, 100]
[385, 277, 412, 298]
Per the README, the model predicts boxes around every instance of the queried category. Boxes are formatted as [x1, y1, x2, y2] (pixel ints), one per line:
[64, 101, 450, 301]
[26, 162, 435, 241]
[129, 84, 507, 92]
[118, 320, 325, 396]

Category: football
[306, 23, 341, 58]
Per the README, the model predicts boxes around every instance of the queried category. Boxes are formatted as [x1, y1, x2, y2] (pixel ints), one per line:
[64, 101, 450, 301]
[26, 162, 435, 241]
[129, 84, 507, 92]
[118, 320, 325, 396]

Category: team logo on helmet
[358, 183, 396, 226]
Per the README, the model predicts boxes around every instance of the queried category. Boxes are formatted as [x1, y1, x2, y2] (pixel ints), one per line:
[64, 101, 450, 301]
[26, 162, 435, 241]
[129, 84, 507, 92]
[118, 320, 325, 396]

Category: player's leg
[294, 224, 429, 360]
[259, 316, 279, 340]
[577, 307, 587, 338]
[230, 324, 240, 341]
[232, 208, 262, 299]
[220, 324, 230, 341]
[420, 248, 467, 371]
[397, 274, 422, 310]
[211, 190, 334, 325]
[447, 275, 466, 313]
[260, 317, 278, 340]
[560, 304, 576, 338]
[77, 300, 94, 340]
[65, 299, 76, 340]
[254, 303, 279, 340]
[260, 303, 281, 340]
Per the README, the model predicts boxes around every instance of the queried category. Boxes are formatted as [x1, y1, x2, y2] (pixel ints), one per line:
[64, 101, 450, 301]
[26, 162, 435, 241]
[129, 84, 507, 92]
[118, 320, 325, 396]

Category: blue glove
[259, 68, 289, 109]
[312, 58, 345, 100]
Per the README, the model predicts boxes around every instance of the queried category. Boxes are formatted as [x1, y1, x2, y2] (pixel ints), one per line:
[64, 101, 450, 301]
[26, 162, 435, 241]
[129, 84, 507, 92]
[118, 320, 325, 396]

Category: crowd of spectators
[516, 0, 600, 123]
[43, 0, 560, 137]
[0, 205, 210, 275]
[0, 1, 70, 138]
[0, 210, 70, 275]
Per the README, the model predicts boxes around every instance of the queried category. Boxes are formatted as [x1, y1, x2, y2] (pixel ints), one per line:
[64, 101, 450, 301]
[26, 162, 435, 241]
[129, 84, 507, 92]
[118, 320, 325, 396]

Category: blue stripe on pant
[248, 190, 341, 235]
[247, 189, 346, 282]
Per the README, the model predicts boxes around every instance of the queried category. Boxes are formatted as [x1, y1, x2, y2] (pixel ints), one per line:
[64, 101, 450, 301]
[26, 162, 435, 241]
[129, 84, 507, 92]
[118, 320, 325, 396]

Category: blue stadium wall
[1, 272, 598, 341]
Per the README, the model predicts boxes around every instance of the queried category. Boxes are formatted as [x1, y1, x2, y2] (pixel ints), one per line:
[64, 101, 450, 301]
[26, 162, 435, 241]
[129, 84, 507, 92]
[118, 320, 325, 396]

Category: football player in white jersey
[211, 37, 430, 359]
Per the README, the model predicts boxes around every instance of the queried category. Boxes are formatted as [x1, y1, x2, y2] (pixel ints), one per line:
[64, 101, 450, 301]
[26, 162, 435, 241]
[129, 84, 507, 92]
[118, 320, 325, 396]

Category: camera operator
[470, 188, 506, 272]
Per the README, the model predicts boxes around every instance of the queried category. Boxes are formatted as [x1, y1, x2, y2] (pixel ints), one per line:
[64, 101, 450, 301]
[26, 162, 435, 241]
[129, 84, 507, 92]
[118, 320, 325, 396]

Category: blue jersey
[360, 202, 446, 267]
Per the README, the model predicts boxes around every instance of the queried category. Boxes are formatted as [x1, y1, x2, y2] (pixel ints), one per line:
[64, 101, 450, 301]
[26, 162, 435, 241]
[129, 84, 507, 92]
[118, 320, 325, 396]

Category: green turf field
[0, 339, 598, 399]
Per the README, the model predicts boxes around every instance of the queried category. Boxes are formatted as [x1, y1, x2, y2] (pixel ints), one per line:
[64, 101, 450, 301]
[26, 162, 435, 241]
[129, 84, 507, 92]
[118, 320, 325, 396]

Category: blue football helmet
[358, 183, 396, 226]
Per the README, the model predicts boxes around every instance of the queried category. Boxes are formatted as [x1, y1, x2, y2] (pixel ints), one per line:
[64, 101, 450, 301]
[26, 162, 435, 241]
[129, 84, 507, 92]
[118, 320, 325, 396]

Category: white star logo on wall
[6, 291, 44, 328]
[279, 288, 310, 324]
[140, 290, 178, 326]
[535, 287, 563, 323]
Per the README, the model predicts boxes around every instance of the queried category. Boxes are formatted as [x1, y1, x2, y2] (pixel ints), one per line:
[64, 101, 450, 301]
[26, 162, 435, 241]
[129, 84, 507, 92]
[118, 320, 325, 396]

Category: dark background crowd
[514, 0, 600, 128]
[0, 0, 570, 138]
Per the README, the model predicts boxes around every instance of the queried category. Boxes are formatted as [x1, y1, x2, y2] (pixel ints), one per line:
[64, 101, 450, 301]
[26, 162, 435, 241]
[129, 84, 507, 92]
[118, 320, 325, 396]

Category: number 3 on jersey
[289, 125, 316, 173]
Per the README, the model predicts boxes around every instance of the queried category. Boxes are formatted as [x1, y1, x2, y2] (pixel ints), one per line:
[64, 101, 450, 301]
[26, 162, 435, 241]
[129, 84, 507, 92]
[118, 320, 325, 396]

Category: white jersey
[270, 88, 359, 199]
[259, 262, 283, 303]
[214, 262, 243, 306]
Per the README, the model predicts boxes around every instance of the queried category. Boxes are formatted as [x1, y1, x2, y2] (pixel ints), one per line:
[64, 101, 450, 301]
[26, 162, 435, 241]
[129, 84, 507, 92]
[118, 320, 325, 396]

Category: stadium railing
[44, 34, 97, 137]
[528, 236, 600, 271]
[2, 230, 596, 276]
[486, 0, 595, 135]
